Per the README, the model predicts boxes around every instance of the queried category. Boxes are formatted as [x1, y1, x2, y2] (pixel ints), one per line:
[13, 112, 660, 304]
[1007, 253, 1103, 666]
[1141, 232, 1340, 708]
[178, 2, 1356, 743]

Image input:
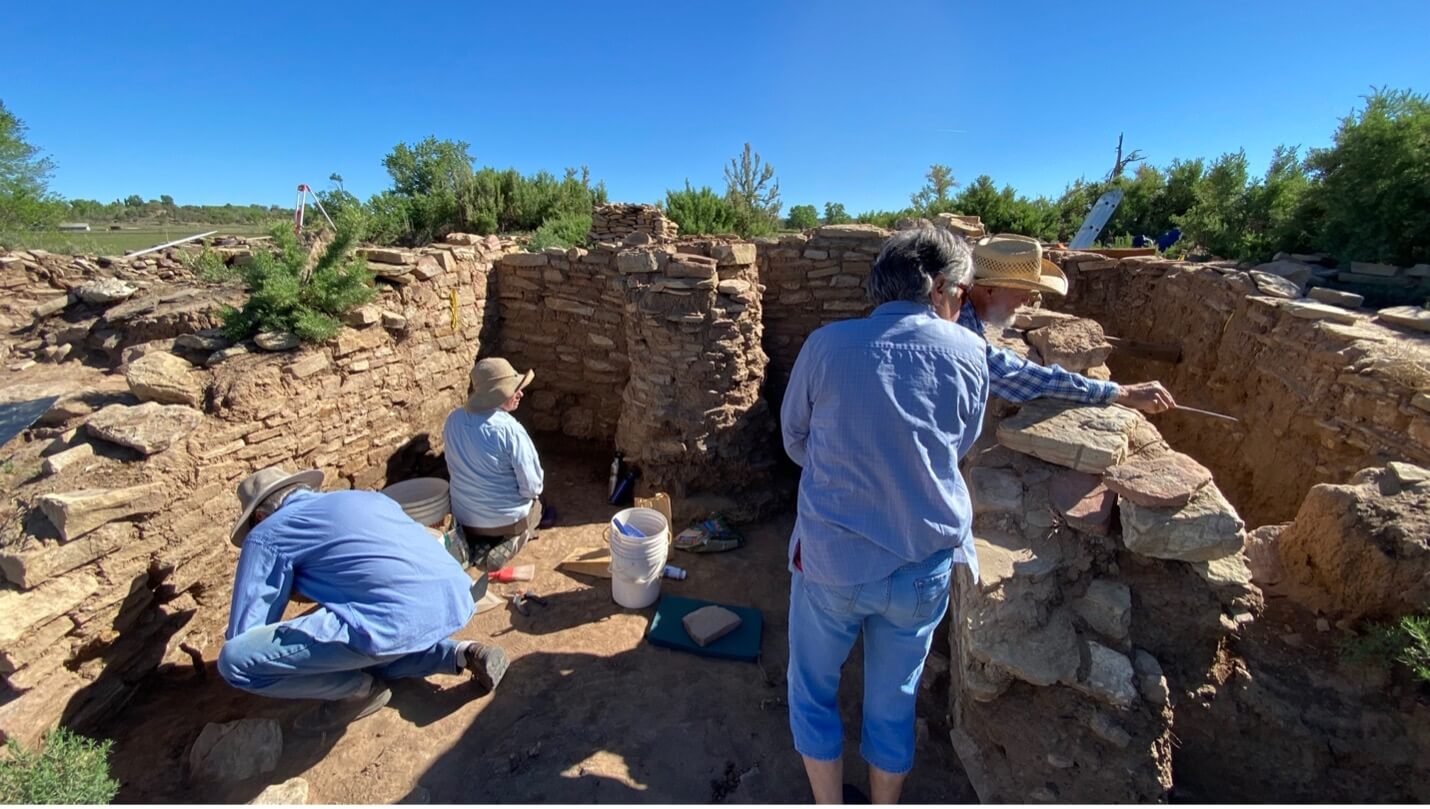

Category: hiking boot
[460, 641, 509, 692]
[291, 682, 392, 736]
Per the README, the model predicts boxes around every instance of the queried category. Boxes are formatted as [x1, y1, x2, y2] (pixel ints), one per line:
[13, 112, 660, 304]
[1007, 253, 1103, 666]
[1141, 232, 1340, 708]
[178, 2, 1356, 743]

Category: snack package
[673, 513, 744, 553]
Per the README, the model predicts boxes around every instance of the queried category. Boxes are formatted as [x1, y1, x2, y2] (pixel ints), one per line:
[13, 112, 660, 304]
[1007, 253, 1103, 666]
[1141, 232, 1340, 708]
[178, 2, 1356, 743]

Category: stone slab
[0, 572, 100, 645]
[37, 483, 165, 542]
[996, 401, 1140, 473]
[189, 718, 283, 783]
[1376, 305, 1430, 333]
[1249, 271, 1302, 299]
[1120, 483, 1245, 562]
[86, 401, 202, 455]
[683, 605, 742, 646]
[1048, 469, 1115, 535]
[125, 351, 204, 408]
[1282, 301, 1357, 324]
[1306, 287, 1364, 309]
[1103, 450, 1213, 508]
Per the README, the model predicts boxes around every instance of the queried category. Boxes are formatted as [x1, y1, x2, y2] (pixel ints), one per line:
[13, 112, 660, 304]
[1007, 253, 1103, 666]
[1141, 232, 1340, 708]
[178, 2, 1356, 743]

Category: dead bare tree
[1108, 133, 1145, 180]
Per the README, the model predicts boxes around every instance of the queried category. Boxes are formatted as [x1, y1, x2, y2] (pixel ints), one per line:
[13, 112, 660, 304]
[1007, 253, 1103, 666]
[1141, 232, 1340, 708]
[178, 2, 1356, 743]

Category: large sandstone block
[0, 523, 132, 588]
[86, 402, 202, 455]
[996, 402, 1140, 473]
[1275, 464, 1429, 620]
[1103, 450, 1212, 508]
[125, 351, 205, 407]
[1376, 305, 1430, 333]
[1025, 319, 1113, 372]
[189, 718, 283, 783]
[36, 484, 165, 542]
[1120, 483, 1245, 562]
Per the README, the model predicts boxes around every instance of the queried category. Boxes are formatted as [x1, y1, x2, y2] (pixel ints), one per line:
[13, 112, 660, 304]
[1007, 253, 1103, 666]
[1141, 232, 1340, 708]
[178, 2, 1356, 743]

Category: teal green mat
[646, 595, 763, 663]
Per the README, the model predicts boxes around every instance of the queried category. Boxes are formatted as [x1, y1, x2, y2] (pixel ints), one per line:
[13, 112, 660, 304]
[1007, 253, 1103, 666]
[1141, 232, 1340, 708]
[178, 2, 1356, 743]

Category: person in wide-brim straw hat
[465, 357, 535, 412]
[217, 466, 510, 736]
[446, 357, 553, 578]
[955, 233, 1178, 414]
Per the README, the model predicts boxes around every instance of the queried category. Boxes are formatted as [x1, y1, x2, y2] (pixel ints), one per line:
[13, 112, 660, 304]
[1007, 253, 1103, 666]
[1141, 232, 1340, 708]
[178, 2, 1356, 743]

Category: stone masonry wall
[494, 246, 629, 439]
[615, 242, 780, 514]
[587, 203, 678, 244]
[0, 239, 505, 746]
[1047, 251, 1430, 526]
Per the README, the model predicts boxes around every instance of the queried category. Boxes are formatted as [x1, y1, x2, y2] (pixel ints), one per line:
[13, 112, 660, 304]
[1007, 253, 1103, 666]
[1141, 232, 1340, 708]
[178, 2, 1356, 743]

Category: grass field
[2, 224, 276, 255]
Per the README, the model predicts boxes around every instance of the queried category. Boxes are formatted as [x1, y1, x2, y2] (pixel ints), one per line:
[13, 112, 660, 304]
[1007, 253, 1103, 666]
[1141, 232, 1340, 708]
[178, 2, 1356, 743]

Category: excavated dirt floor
[95, 443, 974, 803]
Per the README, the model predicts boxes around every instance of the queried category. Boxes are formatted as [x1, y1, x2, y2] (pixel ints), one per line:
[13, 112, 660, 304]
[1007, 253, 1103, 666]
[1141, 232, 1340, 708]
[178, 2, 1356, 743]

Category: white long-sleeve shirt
[443, 408, 544, 528]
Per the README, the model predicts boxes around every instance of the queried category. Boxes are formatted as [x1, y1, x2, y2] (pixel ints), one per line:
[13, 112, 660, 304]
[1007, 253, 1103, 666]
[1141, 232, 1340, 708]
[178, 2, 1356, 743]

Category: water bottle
[663, 564, 687, 580]
[608, 451, 624, 499]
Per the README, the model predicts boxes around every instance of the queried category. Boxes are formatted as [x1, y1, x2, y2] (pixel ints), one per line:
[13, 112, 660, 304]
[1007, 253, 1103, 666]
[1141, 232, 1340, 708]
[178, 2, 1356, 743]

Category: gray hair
[253, 483, 313, 521]
[866, 227, 973, 306]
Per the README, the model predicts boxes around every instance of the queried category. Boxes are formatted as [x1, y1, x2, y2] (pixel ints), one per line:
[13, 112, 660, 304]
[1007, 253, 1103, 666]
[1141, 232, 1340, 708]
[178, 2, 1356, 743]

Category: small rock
[189, 718, 282, 783]
[684, 605, 742, 646]
[1072, 640, 1139, 708]
[1249, 271, 1302, 299]
[254, 331, 300, 351]
[207, 345, 250, 367]
[1282, 301, 1357, 324]
[622, 231, 654, 246]
[969, 467, 1023, 515]
[1072, 579, 1132, 641]
[1316, 618, 1331, 633]
[42, 442, 95, 477]
[1029, 786, 1057, 802]
[250, 777, 309, 805]
[75, 278, 137, 305]
[1306, 287, 1363, 309]
[125, 351, 205, 408]
[32, 294, 72, 319]
[1089, 712, 1131, 748]
[175, 331, 231, 352]
[382, 312, 409, 331]
[343, 304, 382, 327]
[1282, 633, 1303, 648]
[1048, 469, 1115, 535]
[1046, 752, 1073, 769]
[1386, 461, 1429, 488]
[1025, 319, 1113, 372]
[1189, 553, 1255, 590]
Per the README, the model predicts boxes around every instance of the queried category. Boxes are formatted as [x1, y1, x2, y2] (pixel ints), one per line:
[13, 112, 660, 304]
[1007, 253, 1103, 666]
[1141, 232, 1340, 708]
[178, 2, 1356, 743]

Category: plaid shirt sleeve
[959, 300, 1120, 405]
[985, 343, 1120, 404]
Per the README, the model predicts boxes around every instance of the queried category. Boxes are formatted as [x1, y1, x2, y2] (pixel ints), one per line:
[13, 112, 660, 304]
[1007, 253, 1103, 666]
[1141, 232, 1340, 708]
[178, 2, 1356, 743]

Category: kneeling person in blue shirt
[217, 467, 508, 735]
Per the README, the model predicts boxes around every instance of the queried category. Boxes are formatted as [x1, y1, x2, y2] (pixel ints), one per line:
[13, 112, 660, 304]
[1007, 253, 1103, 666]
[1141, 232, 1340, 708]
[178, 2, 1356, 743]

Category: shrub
[218, 222, 374, 343]
[183, 247, 232, 282]
[0, 727, 120, 804]
[663, 182, 738, 236]
[528, 212, 591, 251]
[822, 202, 853, 225]
[1341, 612, 1430, 684]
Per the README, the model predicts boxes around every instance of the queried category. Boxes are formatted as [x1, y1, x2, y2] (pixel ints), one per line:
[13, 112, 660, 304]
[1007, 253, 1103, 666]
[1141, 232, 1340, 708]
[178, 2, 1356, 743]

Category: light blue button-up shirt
[782, 301, 990, 587]
[225, 490, 476, 656]
[443, 408, 544, 528]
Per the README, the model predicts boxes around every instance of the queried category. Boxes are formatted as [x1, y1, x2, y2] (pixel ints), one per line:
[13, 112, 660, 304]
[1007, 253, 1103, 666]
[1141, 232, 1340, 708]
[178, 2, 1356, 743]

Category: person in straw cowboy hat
[958, 233, 1176, 413]
[444, 357, 552, 573]
[217, 466, 509, 735]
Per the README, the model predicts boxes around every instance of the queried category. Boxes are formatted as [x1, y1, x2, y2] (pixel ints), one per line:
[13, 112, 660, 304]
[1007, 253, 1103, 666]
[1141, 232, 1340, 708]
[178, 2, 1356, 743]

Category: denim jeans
[786, 549, 953, 775]
[217, 608, 463, 701]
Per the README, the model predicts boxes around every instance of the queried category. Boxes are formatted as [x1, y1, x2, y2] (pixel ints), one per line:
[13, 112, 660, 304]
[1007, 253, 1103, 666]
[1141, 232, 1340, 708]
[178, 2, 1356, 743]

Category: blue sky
[4, 1, 1428, 213]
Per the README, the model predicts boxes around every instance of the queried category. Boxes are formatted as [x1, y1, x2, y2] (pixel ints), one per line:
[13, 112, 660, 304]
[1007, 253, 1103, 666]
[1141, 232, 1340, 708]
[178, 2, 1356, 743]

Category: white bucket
[608, 507, 670, 608]
[380, 478, 451, 527]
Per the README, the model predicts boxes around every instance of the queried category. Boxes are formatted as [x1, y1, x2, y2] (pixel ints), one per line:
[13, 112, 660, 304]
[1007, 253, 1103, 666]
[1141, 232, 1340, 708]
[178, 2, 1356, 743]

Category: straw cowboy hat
[972, 233, 1069, 296]
[230, 466, 324, 546]
[466, 357, 535, 412]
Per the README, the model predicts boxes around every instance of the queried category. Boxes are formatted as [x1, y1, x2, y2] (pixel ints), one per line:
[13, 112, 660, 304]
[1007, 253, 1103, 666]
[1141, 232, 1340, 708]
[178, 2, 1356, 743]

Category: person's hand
[1115, 381, 1176, 414]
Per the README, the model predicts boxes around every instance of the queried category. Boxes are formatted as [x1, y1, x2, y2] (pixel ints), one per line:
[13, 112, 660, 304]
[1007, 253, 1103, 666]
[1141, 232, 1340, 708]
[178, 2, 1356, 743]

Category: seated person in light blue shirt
[444, 357, 546, 572]
[781, 227, 989, 805]
[217, 467, 508, 735]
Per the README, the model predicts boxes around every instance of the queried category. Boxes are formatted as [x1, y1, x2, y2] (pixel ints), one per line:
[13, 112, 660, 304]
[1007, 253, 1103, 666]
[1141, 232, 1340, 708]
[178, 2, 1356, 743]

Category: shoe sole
[291, 686, 392, 736]
[468, 646, 509, 692]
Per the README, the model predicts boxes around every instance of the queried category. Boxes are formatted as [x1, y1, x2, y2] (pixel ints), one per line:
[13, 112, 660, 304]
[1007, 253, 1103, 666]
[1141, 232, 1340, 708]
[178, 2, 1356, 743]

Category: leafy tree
[1303, 87, 1430, 265]
[823, 202, 853, 225]
[0, 100, 62, 231]
[663, 182, 738, 235]
[159, 194, 174, 206]
[329, 172, 345, 191]
[218, 220, 375, 343]
[786, 204, 820, 230]
[1176, 150, 1251, 258]
[1243, 145, 1313, 259]
[911, 164, 957, 214]
[0, 727, 120, 804]
[124, 194, 143, 207]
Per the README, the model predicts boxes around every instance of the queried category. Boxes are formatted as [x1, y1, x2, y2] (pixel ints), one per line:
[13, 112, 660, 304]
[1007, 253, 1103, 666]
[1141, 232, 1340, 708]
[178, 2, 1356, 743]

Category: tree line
[3, 88, 1427, 265]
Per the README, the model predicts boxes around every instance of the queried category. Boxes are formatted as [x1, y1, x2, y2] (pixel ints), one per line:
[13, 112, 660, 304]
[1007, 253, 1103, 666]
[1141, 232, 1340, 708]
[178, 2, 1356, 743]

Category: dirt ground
[96, 444, 975, 804]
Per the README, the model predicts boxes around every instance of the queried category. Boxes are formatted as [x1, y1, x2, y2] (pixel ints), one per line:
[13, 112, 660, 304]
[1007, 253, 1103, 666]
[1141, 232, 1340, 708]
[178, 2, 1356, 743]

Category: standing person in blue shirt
[958, 233, 1176, 413]
[444, 357, 549, 572]
[781, 227, 989, 804]
[217, 467, 508, 735]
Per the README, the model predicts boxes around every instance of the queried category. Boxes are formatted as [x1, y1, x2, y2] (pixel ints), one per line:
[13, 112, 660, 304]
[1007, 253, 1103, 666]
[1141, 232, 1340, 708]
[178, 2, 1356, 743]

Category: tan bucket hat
[230, 466, 324, 546]
[466, 357, 535, 412]
[972, 234, 1069, 296]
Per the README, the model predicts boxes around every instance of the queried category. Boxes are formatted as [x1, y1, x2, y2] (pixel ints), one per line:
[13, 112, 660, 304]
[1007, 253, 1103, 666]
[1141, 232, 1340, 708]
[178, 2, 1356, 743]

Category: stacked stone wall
[0, 239, 504, 745]
[587, 203, 678, 244]
[1048, 251, 1430, 525]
